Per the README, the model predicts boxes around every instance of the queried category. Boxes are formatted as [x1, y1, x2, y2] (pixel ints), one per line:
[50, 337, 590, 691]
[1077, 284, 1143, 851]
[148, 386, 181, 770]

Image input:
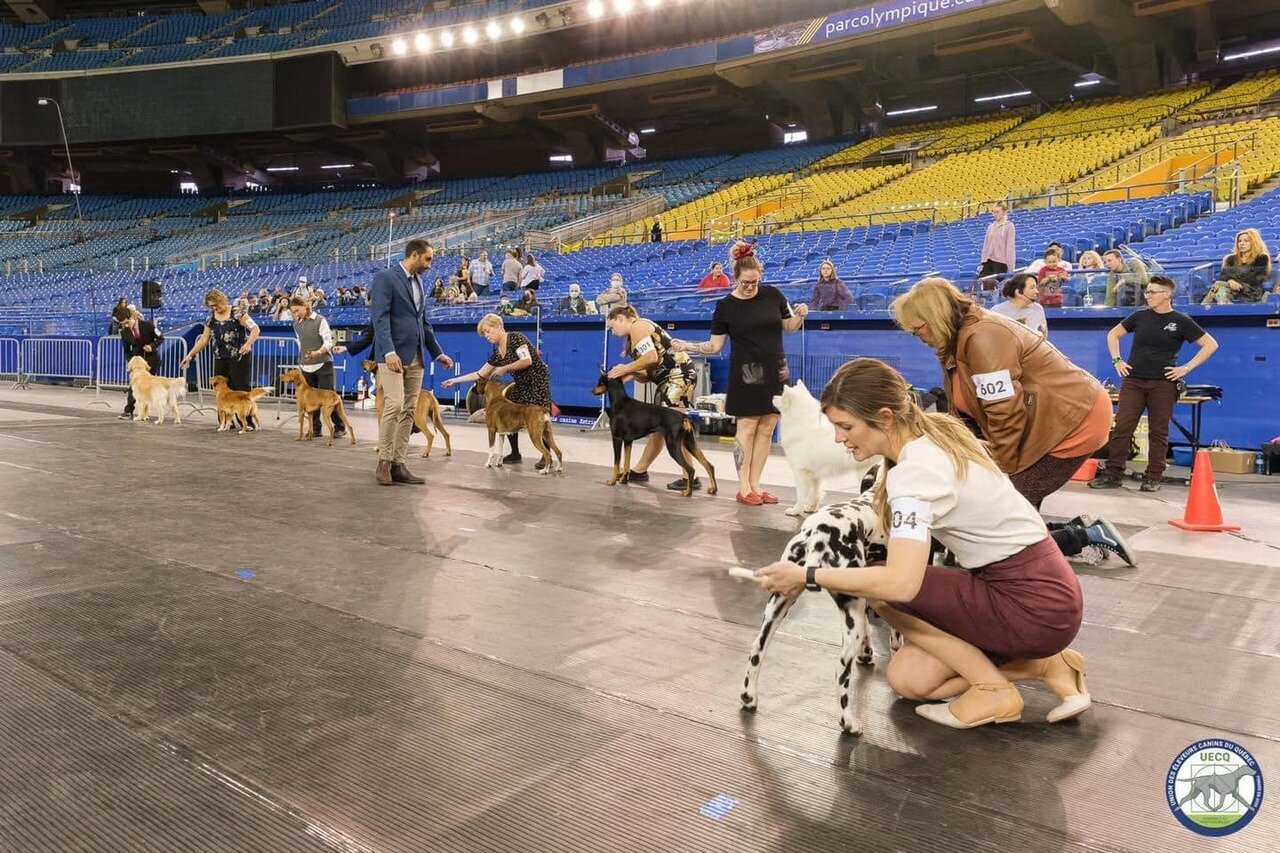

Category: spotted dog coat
[740, 469, 952, 734]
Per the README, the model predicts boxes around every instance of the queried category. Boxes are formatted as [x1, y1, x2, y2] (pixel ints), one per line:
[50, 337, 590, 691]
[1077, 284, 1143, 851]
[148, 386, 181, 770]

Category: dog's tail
[168, 377, 187, 399]
[248, 387, 269, 400]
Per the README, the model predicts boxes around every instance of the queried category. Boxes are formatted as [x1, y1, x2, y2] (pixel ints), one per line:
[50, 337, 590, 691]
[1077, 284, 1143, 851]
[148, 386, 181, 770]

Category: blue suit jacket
[370, 263, 444, 364]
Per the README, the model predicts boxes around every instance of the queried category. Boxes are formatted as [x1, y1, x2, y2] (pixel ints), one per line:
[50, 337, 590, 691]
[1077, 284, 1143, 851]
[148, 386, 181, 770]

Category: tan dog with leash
[361, 358, 451, 457]
[279, 368, 356, 446]
[476, 376, 563, 472]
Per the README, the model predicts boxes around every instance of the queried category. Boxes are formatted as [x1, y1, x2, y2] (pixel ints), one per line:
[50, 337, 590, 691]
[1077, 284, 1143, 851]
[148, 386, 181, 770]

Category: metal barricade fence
[91, 335, 189, 408]
[0, 337, 20, 386]
[17, 338, 94, 389]
[784, 353, 902, 394]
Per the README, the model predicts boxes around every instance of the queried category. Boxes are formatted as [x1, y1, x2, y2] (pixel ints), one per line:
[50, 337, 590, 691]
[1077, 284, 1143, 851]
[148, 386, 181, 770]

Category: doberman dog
[591, 372, 716, 498]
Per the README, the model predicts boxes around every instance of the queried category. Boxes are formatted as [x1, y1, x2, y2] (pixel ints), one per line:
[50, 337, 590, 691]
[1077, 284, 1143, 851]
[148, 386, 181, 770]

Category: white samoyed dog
[773, 380, 881, 516]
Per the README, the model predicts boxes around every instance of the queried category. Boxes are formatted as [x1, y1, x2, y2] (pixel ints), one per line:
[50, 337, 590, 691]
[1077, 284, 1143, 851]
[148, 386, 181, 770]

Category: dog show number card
[972, 369, 1015, 402]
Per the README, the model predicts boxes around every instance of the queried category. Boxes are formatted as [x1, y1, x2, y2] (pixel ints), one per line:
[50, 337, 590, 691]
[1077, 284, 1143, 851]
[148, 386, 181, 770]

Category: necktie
[411, 274, 423, 314]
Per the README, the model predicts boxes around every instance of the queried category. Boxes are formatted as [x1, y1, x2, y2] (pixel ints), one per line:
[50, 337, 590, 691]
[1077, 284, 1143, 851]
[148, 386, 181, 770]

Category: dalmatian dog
[739, 469, 952, 735]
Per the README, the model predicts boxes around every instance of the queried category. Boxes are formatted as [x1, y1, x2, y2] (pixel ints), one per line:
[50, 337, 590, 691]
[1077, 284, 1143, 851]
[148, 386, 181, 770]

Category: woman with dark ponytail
[753, 358, 1091, 730]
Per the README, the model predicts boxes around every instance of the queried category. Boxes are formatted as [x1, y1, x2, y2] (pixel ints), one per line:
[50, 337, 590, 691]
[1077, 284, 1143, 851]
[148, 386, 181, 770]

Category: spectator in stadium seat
[892, 278, 1134, 566]
[272, 294, 292, 321]
[292, 276, 310, 299]
[470, 250, 494, 297]
[991, 273, 1048, 337]
[520, 253, 545, 291]
[810, 259, 853, 311]
[1093, 275, 1218, 492]
[501, 248, 523, 292]
[651, 221, 663, 243]
[432, 279, 446, 303]
[497, 293, 516, 316]
[596, 273, 628, 312]
[1203, 228, 1271, 304]
[515, 288, 539, 315]
[1077, 250, 1105, 285]
[109, 298, 130, 335]
[1102, 249, 1148, 307]
[698, 262, 732, 292]
[234, 291, 251, 311]
[1036, 248, 1070, 308]
[459, 279, 478, 303]
[246, 295, 261, 314]
[451, 256, 471, 292]
[1026, 242, 1073, 276]
[181, 289, 260, 393]
[311, 288, 328, 309]
[978, 201, 1015, 279]
[557, 283, 594, 315]
[673, 253, 808, 503]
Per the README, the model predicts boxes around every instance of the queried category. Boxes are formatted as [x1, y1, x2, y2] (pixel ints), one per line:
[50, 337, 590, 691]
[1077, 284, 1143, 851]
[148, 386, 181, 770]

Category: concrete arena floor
[0, 385, 1276, 852]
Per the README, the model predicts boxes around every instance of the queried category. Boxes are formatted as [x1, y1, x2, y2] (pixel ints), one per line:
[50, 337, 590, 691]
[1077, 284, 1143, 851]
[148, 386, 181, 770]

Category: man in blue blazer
[371, 239, 454, 486]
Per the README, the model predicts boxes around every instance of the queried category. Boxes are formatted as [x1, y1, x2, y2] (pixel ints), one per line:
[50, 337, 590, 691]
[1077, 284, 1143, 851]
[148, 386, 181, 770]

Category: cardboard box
[1206, 446, 1255, 475]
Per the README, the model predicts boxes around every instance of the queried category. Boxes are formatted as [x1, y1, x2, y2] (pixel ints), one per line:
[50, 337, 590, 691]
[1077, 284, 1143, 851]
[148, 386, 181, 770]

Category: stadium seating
[1177, 70, 1280, 119]
[997, 87, 1209, 144]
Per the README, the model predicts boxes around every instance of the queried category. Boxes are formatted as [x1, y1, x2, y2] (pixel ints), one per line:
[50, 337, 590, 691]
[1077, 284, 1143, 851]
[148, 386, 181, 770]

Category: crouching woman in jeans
[754, 358, 1091, 729]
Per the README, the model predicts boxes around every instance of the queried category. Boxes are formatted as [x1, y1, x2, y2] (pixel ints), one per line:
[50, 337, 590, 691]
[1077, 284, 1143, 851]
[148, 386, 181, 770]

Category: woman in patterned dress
[442, 314, 552, 466]
[604, 305, 701, 491]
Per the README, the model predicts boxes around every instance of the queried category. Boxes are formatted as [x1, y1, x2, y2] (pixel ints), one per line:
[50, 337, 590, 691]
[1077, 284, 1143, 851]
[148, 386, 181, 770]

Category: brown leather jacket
[944, 310, 1103, 474]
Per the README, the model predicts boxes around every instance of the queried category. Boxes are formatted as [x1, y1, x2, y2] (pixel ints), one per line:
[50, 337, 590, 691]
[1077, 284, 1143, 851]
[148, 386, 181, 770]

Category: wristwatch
[805, 566, 821, 592]
[1111, 356, 1123, 365]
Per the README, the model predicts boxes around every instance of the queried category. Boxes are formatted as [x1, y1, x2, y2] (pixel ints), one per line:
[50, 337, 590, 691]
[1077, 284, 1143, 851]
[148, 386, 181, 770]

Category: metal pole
[39, 98, 82, 222]
[387, 212, 394, 267]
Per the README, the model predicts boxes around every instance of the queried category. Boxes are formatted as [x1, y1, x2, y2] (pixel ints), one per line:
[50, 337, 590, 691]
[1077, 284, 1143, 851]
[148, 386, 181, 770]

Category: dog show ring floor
[0, 385, 1276, 852]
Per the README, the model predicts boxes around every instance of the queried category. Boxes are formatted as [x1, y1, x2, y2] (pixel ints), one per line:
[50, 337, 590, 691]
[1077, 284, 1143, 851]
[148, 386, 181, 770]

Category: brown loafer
[390, 463, 425, 485]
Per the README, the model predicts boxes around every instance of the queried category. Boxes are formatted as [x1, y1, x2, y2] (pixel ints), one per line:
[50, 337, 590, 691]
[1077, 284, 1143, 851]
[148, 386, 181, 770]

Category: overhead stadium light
[885, 105, 937, 116]
[486, 20, 501, 40]
[974, 89, 1031, 103]
[462, 26, 478, 45]
[266, 166, 299, 172]
[1223, 43, 1280, 61]
[391, 38, 407, 56]
[639, 127, 657, 134]
[1074, 79, 1101, 88]
[440, 30, 455, 48]
[587, 0, 605, 19]
[644, 0, 661, 7]
[614, 0, 635, 14]
[415, 32, 431, 52]
[510, 17, 525, 34]
[321, 164, 355, 170]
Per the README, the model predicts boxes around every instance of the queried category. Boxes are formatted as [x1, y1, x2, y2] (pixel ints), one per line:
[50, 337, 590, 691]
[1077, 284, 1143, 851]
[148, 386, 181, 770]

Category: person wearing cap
[292, 276, 311, 300]
[557, 283, 595, 315]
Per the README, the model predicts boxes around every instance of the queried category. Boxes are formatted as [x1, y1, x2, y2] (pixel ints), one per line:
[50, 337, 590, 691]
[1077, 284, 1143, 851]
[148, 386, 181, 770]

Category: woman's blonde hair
[1078, 250, 1103, 269]
[1231, 228, 1271, 271]
[890, 277, 979, 360]
[820, 358, 999, 531]
[203, 288, 229, 309]
[476, 313, 504, 335]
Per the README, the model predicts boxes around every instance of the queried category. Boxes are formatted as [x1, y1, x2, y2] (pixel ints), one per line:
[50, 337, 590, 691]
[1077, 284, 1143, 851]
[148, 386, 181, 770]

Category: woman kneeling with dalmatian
[753, 358, 1091, 729]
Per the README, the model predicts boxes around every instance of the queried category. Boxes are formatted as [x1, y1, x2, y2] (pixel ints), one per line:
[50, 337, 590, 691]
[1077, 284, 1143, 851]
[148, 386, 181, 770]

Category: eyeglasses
[1144, 288, 1171, 296]
[905, 322, 927, 337]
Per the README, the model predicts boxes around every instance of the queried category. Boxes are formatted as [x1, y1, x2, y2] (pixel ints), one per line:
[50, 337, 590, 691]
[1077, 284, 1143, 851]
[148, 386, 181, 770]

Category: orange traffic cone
[1168, 450, 1241, 532]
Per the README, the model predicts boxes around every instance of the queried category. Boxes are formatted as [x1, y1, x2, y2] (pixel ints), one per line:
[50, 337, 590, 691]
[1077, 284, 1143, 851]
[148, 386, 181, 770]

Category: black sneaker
[1139, 478, 1162, 492]
[502, 452, 523, 464]
[1088, 473, 1123, 490]
[626, 470, 649, 483]
[118, 412, 133, 420]
[667, 476, 701, 491]
[1083, 518, 1136, 567]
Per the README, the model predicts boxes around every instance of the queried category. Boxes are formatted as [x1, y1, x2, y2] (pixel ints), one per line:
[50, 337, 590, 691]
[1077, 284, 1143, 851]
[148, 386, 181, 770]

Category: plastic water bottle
[1257, 454, 1266, 475]
[1083, 289, 1093, 307]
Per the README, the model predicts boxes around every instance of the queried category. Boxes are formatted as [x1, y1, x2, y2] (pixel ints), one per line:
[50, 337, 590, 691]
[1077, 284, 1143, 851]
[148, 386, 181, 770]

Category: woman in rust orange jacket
[892, 277, 1134, 566]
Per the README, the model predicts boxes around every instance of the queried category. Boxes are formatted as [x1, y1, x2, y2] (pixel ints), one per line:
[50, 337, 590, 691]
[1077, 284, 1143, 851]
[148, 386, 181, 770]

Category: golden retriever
[210, 376, 267, 433]
[126, 355, 186, 425]
[279, 368, 356, 447]
[475, 376, 563, 473]
[362, 358, 452, 458]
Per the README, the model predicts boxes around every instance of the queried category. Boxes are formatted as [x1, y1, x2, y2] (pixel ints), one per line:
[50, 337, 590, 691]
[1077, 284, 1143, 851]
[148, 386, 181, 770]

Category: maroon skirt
[894, 536, 1083, 663]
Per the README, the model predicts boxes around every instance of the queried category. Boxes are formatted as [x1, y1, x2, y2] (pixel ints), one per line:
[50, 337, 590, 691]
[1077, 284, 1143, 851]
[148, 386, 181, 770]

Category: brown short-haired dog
[279, 368, 356, 447]
[361, 358, 451, 458]
[476, 376, 562, 473]
[209, 376, 267, 433]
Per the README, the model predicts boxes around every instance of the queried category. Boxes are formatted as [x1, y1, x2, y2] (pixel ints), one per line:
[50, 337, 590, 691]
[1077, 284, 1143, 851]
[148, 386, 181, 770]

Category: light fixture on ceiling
[391, 38, 407, 56]
[1223, 43, 1280, 61]
[885, 105, 937, 116]
[485, 20, 501, 40]
[321, 164, 355, 170]
[973, 89, 1031, 103]
[639, 127, 657, 134]
[462, 27, 478, 45]
[587, 0, 605, 19]
[440, 30, 454, 48]
[510, 17, 525, 34]
[414, 32, 430, 52]
[266, 166, 299, 172]
[614, 0, 635, 14]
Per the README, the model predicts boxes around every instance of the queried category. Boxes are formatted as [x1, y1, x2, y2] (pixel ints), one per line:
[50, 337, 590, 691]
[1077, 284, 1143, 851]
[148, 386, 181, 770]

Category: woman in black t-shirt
[180, 288, 260, 393]
[1091, 275, 1218, 492]
[674, 254, 808, 504]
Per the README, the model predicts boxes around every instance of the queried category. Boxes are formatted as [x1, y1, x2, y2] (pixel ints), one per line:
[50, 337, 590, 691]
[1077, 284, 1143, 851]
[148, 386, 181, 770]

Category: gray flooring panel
[0, 407, 1277, 851]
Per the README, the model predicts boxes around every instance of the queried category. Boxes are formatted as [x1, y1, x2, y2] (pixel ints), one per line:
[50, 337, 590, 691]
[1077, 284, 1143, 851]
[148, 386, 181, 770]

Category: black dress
[711, 286, 792, 417]
[487, 331, 552, 408]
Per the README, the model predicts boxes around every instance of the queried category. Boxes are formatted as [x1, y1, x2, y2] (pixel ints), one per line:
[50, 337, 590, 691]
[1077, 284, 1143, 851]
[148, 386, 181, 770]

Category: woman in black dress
[674, 254, 808, 504]
[180, 288, 260, 392]
[442, 314, 553, 466]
